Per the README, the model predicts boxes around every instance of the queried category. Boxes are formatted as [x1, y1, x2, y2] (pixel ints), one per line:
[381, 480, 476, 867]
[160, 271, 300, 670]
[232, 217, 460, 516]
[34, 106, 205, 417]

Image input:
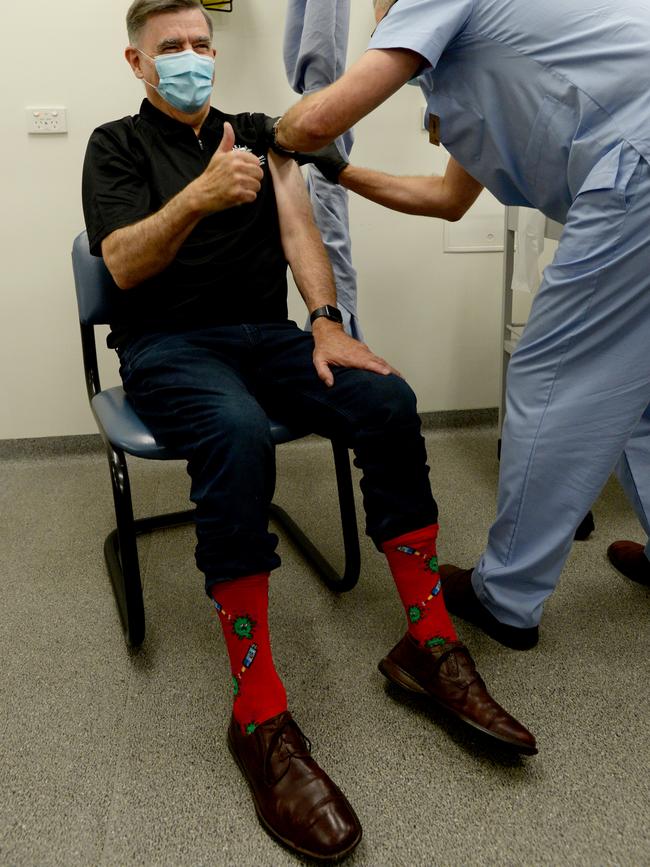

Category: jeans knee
[359, 373, 419, 432]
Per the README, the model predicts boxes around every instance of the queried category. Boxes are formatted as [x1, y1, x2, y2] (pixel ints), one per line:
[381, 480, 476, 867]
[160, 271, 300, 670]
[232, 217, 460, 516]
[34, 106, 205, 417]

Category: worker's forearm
[101, 184, 204, 290]
[277, 49, 422, 152]
[340, 165, 475, 221]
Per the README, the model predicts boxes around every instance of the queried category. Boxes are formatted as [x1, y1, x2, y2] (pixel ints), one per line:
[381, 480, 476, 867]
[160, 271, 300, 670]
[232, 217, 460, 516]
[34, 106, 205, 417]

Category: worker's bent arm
[277, 48, 422, 153]
[340, 157, 484, 221]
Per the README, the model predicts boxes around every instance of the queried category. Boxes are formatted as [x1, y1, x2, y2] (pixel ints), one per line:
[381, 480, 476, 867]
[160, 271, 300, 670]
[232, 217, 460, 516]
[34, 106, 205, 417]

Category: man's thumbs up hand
[192, 121, 263, 214]
[217, 121, 236, 153]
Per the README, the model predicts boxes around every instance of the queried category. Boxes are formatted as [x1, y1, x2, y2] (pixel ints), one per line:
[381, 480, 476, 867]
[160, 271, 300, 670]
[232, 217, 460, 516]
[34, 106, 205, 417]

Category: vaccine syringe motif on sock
[396, 544, 439, 574]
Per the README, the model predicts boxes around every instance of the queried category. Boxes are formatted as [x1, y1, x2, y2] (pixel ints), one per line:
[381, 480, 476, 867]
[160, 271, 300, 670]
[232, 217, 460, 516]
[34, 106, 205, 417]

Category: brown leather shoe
[228, 711, 362, 861]
[439, 565, 539, 650]
[379, 633, 538, 755]
[607, 540, 650, 586]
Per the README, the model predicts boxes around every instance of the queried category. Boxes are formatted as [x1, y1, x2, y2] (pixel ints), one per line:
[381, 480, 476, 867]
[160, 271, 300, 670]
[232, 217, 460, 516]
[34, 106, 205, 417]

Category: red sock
[210, 573, 287, 735]
[382, 524, 458, 648]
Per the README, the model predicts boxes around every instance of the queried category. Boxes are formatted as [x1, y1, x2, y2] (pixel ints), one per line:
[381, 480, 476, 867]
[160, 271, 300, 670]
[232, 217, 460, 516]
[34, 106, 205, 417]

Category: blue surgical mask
[139, 48, 214, 114]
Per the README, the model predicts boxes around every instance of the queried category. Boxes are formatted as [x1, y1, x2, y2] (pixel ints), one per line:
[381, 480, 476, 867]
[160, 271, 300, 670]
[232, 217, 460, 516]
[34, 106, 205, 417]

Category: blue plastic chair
[72, 231, 360, 647]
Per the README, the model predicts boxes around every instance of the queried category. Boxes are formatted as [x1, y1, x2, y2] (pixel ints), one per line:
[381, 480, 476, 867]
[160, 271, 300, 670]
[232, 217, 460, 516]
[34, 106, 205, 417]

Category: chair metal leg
[270, 440, 361, 593]
[102, 437, 358, 651]
[104, 444, 146, 647]
[103, 447, 198, 648]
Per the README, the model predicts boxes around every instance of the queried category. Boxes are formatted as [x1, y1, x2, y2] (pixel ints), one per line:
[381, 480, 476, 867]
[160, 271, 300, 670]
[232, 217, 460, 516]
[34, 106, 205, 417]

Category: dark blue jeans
[117, 322, 437, 593]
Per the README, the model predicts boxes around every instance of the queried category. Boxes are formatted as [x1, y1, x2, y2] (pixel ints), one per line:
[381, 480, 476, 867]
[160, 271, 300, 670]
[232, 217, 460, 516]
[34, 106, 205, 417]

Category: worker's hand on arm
[293, 141, 349, 184]
[264, 115, 349, 184]
[311, 319, 399, 388]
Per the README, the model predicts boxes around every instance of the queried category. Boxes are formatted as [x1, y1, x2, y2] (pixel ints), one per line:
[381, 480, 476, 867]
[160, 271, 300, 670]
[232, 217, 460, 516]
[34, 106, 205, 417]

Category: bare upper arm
[267, 150, 315, 237]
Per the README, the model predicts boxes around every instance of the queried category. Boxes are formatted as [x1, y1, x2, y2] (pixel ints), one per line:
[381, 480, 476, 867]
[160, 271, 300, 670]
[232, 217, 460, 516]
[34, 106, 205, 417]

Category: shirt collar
[138, 98, 223, 137]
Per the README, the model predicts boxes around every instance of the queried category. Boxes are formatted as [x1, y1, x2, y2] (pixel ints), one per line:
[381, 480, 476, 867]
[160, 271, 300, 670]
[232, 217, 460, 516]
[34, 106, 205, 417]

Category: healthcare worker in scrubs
[271, 0, 650, 649]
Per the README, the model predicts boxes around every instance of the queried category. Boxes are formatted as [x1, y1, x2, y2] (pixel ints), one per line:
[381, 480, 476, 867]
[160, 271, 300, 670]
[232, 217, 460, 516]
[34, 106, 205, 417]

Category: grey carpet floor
[1, 425, 649, 867]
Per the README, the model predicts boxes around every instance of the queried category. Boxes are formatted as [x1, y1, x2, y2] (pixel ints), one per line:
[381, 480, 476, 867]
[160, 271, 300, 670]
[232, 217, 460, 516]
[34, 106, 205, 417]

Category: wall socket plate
[26, 107, 67, 135]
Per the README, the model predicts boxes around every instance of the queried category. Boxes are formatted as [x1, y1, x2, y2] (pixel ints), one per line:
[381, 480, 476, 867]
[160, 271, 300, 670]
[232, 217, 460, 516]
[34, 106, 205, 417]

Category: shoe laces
[435, 644, 479, 689]
[264, 719, 312, 785]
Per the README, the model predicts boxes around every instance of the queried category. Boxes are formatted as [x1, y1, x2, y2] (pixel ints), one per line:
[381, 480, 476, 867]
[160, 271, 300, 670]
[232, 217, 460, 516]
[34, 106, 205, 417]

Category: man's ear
[125, 46, 143, 79]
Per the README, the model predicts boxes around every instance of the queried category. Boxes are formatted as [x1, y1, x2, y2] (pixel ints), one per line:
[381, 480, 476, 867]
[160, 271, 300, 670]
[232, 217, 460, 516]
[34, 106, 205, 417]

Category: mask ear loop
[134, 48, 158, 91]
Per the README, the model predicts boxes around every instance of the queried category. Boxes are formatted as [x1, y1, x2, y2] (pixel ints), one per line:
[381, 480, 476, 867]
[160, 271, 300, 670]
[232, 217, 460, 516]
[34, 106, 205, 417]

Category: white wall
[0, 0, 504, 440]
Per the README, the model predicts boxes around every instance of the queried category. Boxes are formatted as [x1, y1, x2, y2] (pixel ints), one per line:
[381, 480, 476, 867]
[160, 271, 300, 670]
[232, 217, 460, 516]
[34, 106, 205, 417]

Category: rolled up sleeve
[368, 0, 474, 70]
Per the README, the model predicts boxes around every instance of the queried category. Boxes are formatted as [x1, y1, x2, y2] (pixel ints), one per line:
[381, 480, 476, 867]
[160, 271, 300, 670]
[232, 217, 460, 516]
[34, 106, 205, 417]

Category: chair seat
[92, 386, 310, 459]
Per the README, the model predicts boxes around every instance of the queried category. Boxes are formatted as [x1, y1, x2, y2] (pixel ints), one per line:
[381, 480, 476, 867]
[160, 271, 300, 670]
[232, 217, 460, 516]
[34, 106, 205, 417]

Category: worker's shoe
[379, 633, 537, 755]
[228, 711, 362, 862]
[607, 540, 650, 586]
[439, 565, 539, 650]
[574, 511, 595, 541]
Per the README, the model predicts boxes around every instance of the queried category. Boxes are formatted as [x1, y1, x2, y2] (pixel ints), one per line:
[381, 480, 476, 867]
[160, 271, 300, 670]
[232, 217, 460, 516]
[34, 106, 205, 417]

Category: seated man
[82, 0, 536, 860]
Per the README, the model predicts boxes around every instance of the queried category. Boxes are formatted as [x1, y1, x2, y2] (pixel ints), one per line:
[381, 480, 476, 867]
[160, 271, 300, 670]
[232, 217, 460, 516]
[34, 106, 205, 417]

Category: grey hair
[126, 0, 213, 45]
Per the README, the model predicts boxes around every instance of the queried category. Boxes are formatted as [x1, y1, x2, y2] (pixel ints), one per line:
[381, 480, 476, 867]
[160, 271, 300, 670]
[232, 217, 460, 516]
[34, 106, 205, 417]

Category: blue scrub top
[369, 0, 650, 223]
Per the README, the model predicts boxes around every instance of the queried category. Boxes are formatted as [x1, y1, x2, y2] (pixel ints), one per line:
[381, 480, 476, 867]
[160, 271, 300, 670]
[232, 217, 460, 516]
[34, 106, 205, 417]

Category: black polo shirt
[82, 99, 288, 347]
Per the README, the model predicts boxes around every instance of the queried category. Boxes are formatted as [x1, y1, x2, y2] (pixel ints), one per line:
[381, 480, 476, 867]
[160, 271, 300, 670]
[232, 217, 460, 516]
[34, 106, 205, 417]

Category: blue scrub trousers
[474, 144, 650, 628]
[117, 321, 437, 593]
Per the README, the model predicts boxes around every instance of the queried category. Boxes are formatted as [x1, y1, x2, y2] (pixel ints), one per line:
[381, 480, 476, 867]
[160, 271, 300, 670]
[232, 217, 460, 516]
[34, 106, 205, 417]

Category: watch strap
[310, 305, 343, 325]
[272, 117, 295, 154]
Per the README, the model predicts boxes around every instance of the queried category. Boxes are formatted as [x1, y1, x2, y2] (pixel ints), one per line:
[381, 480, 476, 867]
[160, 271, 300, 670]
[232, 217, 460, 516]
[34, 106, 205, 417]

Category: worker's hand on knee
[191, 122, 264, 214]
[312, 320, 401, 387]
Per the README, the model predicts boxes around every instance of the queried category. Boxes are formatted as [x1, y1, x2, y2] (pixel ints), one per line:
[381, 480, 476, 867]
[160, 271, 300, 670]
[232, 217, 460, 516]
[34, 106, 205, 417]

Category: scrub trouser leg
[473, 146, 650, 628]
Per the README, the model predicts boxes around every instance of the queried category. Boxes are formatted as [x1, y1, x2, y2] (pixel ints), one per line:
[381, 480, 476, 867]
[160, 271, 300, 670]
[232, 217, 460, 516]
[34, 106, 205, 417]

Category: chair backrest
[72, 231, 123, 325]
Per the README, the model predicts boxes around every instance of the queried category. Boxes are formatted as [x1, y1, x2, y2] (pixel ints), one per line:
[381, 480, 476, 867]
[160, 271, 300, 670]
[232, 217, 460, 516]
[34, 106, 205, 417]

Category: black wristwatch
[272, 116, 295, 154]
[310, 305, 343, 325]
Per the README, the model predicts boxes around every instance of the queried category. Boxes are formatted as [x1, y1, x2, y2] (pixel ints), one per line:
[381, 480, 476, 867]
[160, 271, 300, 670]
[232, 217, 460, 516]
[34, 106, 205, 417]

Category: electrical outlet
[26, 107, 67, 135]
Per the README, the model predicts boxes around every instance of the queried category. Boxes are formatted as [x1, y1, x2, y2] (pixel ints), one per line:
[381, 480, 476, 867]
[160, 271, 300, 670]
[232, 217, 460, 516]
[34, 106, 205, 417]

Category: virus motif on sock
[396, 544, 439, 574]
[425, 636, 447, 649]
[407, 578, 443, 623]
[212, 599, 256, 640]
[245, 722, 258, 735]
[232, 615, 255, 640]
